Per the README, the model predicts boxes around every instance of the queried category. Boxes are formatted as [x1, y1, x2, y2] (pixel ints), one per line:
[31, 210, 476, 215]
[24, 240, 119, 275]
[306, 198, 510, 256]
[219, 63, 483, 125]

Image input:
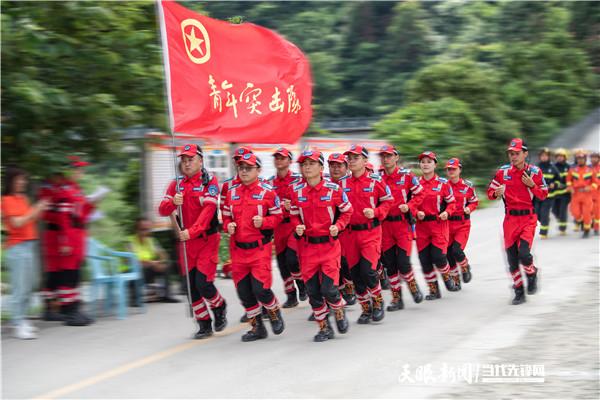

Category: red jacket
[345, 171, 393, 225]
[380, 167, 424, 217]
[289, 178, 353, 237]
[267, 170, 301, 219]
[221, 179, 283, 243]
[448, 178, 478, 216]
[487, 164, 548, 209]
[220, 175, 240, 214]
[417, 175, 456, 216]
[159, 172, 219, 238]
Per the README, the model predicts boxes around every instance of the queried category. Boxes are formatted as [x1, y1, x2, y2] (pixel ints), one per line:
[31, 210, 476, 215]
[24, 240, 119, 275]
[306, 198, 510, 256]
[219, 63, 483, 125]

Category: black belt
[46, 223, 61, 231]
[282, 217, 291, 223]
[307, 235, 338, 244]
[448, 214, 470, 221]
[350, 219, 381, 231]
[507, 209, 533, 216]
[385, 215, 404, 222]
[422, 215, 438, 221]
[235, 236, 271, 249]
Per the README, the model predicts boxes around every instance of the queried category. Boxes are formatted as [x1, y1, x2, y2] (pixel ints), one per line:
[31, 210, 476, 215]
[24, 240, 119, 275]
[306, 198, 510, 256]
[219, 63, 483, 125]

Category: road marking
[33, 304, 310, 400]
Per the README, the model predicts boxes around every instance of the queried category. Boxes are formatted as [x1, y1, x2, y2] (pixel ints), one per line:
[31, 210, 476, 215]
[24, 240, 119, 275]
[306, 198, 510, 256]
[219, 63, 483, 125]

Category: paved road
[2, 203, 599, 399]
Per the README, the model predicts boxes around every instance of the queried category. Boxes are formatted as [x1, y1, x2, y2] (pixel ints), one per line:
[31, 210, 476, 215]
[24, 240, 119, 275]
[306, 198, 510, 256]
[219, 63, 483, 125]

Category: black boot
[266, 306, 285, 335]
[194, 319, 213, 339]
[282, 291, 299, 308]
[407, 280, 424, 303]
[512, 286, 526, 305]
[371, 294, 385, 322]
[425, 281, 441, 300]
[241, 316, 268, 342]
[461, 264, 472, 283]
[357, 302, 372, 324]
[240, 314, 249, 323]
[442, 272, 458, 292]
[333, 307, 349, 334]
[527, 272, 538, 295]
[296, 280, 308, 301]
[386, 289, 404, 311]
[452, 273, 462, 291]
[313, 317, 335, 342]
[341, 283, 357, 306]
[379, 269, 390, 290]
[308, 313, 316, 321]
[212, 302, 227, 332]
[43, 300, 65, 321]
[63, 303, 91, 326]
[582, 229, 590, 238]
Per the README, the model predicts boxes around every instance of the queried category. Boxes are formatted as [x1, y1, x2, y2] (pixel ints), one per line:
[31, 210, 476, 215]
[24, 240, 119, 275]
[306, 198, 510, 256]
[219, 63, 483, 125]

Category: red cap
[366, 162, 375, 172]
[418, 151, 438, 163]
[445, 157, 462, 169]
[344, 144, 369, 158]
[236, 153, 262, 167]
[507, 138, 528, 152]
[178, 144, 203, 158]
[327, 153, 347, 165]
[273, 147, 293, 159]
[297, 149, 324, 165]
[233, 146, 253, 160]
[68, 155, 90, 168]
[378, 144, 397, 155]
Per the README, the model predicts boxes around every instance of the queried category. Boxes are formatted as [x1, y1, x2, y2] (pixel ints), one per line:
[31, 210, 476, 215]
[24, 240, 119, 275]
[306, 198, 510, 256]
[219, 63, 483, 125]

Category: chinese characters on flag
[158, 1, 313, 143]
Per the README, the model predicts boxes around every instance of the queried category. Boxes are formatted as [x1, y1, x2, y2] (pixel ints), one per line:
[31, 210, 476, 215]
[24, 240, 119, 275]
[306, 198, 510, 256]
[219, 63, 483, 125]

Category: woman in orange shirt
[2, 167, 48, 339]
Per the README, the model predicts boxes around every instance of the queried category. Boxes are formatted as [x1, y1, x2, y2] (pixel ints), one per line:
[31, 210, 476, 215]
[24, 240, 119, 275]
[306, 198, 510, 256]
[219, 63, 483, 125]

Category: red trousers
[382, 220, 413, 254]
[448, 221, 471, 250]
[416, 220, 449, 253]
[178, 233, 220, 280]
[503, 214, 537, 249]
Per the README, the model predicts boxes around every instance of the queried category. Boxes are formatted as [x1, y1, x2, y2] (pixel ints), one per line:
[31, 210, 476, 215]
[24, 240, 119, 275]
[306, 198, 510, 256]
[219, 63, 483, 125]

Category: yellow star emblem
[181, 19, 211, 64]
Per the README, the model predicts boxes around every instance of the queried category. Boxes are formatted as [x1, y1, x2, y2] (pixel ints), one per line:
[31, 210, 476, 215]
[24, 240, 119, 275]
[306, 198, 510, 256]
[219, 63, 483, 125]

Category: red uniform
[267, 170, 302, 294]
[222, 179, 283, 318]
[487, 163, 548, 290]
[380, 167, 424, 294]
[39, 178, 94, 307]
[159, 172, 225, 322]
[330, 173, 353, 287]
[447, 178, 478, 277]
[415, 174, 456, 290]
[289, 178, 353, 321]
[567, 165, 597, 232]
[344, 171, 393, 305]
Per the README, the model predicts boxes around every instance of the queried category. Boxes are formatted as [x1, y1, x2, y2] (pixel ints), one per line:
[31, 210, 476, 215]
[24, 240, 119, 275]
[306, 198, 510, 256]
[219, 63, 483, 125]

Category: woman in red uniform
[444, 158, 478, 290]
[415, 151, 458, 300]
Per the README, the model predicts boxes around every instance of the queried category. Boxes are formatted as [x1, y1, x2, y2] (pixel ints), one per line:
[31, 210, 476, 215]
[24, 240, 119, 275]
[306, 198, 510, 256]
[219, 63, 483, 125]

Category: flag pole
[156, 0, 194, 320]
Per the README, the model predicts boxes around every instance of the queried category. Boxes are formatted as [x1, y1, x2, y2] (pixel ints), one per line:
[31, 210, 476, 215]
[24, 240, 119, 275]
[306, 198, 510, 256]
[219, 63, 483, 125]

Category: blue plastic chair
[86, 238, 146, 319]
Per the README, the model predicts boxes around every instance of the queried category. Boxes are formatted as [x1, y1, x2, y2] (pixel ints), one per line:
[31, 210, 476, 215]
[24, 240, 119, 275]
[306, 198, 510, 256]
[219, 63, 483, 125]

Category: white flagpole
[156, 0, 194, 320]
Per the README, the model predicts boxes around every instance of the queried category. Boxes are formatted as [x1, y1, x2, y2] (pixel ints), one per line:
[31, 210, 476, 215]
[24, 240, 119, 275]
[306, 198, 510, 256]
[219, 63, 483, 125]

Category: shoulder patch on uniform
[260, 182, 273, 190]
[293, 182, 307, 191]
[369, 173, 382, 181]
[324, 182, 340, 191]
[208, 184, 218, 196]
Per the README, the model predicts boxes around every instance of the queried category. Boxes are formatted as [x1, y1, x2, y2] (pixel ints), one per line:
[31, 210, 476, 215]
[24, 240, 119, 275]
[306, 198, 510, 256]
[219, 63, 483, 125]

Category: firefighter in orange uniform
[589, 151, 600, 235]
[567, 150, 598, 238]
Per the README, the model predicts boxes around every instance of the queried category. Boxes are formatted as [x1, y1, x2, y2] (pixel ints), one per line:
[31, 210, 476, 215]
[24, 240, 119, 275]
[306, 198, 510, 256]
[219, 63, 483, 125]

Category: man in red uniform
[222, 153, 285, 342]
[267, 147, 306, 308]
[415, 151, 458, 300]
[343, 144, 393, 324]
[159, 144, 227, 339]
[567, 150, 597, 238]
[487, 138, 548, 305]
[590, 152, 600, 235]
[445, 158, 478, 289]
[378, 145, 424, 311]
[39, 157, 95, 326]
[290, 150, 353, 342]
[327, 153, 356, 305]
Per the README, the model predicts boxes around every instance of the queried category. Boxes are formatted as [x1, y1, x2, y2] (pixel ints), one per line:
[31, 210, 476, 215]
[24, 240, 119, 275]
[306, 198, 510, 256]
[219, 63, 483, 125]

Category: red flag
[158, 1, 313, 144]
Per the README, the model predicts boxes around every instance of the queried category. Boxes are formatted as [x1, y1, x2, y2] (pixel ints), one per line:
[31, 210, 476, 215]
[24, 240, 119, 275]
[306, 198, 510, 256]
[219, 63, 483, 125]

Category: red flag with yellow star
[157, 1, 313, 143]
